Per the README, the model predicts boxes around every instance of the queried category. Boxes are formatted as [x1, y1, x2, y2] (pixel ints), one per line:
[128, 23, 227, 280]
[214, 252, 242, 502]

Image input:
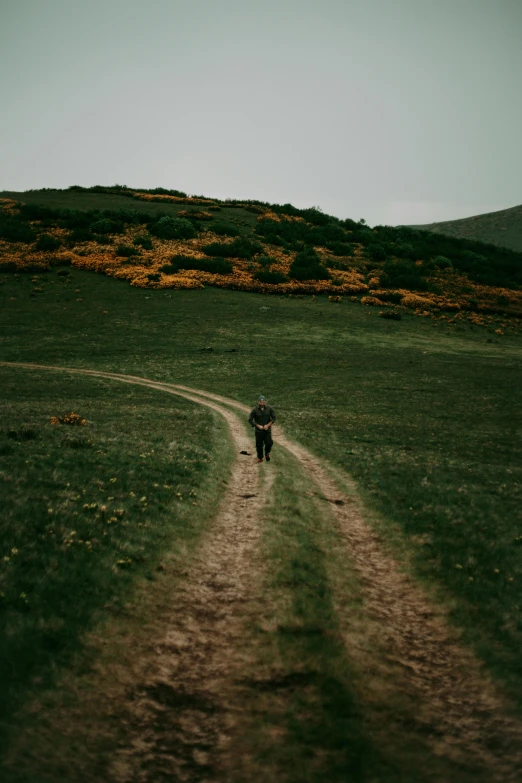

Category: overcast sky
[1, 0, 521, 226]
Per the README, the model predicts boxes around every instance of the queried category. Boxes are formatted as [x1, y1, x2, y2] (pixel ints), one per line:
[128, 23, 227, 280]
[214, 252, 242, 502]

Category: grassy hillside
[1, 261, 521, 780]
[410, 204, 522, 253]
[1, 186, 522, 329]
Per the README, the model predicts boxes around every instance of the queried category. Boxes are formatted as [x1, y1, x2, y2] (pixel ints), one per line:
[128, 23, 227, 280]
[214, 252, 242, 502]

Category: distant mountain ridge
[409, 204, 522, 253]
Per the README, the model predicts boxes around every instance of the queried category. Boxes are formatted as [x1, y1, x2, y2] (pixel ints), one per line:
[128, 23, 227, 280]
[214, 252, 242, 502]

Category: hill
[1, 195, 522, 779]
[1, 185, 522, 327]
[409, 204, 522, 253]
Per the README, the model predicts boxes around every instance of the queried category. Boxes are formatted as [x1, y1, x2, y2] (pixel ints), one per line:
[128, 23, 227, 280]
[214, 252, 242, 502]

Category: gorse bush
[365, 242, 388, 261]
[380, 259, 431, 291]
[210, 223, 241, 237]
[115, 244, 139, 258]
[89, 219, 113, 235]
[289, 249, 330, 281]
[133, 234, 153, 249]
[0, 218, 36, 244]
[150, 216, 196, 240]
[379, 310, 402, 320]
[68, 227, 94, 244]
[35, 234, 62, 252]
[256, 255, 276, 269]
[202, 237, 262, 259]
[253, 269, 289, 284]
[256, 214, 349, 252]
[326, 241, 354, 256]
[431, 255, 453, 269]
[160, 256, 233, 275]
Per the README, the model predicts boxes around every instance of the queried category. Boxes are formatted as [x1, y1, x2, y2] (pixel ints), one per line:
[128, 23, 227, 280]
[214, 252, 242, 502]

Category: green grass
[0, 365, 232, 755]
[0, 265, 521, 772]
[410, 203, 522, 253]
[0, 189, 259, 235]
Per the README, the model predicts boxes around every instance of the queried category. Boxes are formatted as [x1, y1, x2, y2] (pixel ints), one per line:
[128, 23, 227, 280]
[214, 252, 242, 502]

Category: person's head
[258, 395, 266, 408]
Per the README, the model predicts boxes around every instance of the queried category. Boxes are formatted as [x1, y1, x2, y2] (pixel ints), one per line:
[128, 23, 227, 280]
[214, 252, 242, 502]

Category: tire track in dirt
[107, 404, 273, 783]
[3, 363, 522, 779]
[171, 383, 522, 778]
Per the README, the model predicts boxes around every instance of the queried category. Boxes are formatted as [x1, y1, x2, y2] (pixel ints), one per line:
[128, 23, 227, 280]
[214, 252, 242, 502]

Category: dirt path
[107, 399, 271, 783]
[3, 362, 522, 780]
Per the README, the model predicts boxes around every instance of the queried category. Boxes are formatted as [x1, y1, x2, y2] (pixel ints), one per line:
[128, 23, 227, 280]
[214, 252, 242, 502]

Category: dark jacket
[248, 404, 276, 429]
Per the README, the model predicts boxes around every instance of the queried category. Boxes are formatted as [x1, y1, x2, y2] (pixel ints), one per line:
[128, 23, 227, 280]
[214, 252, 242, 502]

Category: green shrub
[160, 256, 233, 275]
[309, 223, 347, 244]
[379, 310, 402, 320]
[19, 204, 61, 222]
[210, 223, 241, 237]
[149, 187, 187, 197]
[115, 245, 139, 258]
[0, 261, 17, 273]
[394, 242, 415, 259]
[460, 250, 488, 264]
[380, 259, 430, 291]
[0, 219, 36, 244]
[256, 254, 276, 269]
[133, 234, 153, 249]
[68, 227, 94, 244]
[432, 255, 453, 269]
[300, 207, 330, 226]
[35, 234, 62, 252]
[202, 237, 262, 259]
[326, 241, 354, 256]
[89, 216, 127, 234]
[146, 273, 161, 281]
[106, 209, 142, 224]
[326, 259, 352, 272]
[366, 243, 388, 261]
[289, 249, 330, 281]
[89, 219, 112, 234]
[58, 210, 94, 230]
[253, 269, 289, 284]
[150, 216, 196, 240]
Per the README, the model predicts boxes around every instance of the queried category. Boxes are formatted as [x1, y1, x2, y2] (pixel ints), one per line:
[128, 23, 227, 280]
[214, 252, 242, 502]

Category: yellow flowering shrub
[177, 210, 214, 220]
[257, 211, 306, 223]
[132, 192, 218, 206]
[0, 198, 19, 215]
[400, 293, 437, 309]
[50, 412, 87, 426]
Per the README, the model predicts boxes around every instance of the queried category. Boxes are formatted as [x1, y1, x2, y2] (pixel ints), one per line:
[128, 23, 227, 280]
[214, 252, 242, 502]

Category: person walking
[248, 395, 276, 463]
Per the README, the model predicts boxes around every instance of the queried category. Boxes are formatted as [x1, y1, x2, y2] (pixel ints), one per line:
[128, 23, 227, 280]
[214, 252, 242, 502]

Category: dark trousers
[255, 429, 273, 459]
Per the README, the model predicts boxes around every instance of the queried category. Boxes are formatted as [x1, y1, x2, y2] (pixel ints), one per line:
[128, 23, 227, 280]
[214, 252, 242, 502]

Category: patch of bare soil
[4, 363, 522, 780]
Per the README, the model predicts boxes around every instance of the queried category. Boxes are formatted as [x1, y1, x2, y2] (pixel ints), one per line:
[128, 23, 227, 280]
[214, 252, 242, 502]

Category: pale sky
[1, 0, 521, 226]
